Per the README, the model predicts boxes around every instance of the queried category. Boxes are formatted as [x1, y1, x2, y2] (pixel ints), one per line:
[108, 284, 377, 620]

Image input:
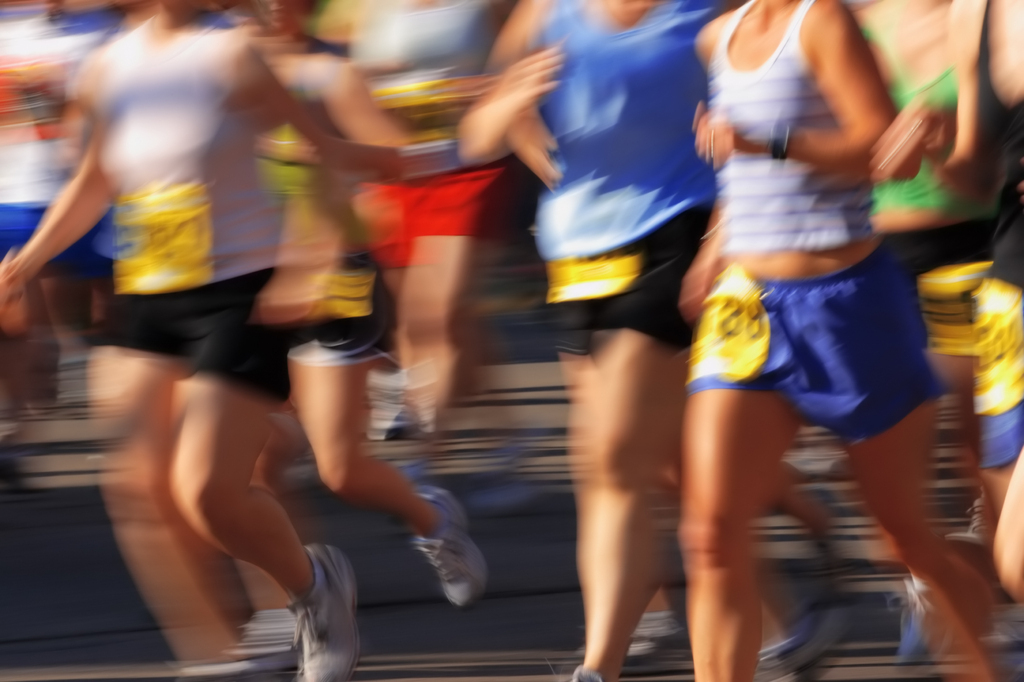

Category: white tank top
[710, 0, 873, 255]
[351, 0, 494, 87]
[94, 23, 280, 285]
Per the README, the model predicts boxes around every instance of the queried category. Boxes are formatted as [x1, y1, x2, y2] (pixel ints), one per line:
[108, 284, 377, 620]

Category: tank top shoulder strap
[710, 1, 752, 72]
[712, 0, 816, 75]
[778, 0, 818, 61]
[978, 0, 994, 89]
[976, 0, 1019, 143]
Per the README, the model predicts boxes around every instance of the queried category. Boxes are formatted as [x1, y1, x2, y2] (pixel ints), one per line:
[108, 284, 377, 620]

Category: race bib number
[688, 265, 771, 383]
[310, 269, 376, 320]
[546, 246, 644, 304]
[917, 261, 991, 356]
[114, 183, 213, 295]
[974, 278, 1024, 416]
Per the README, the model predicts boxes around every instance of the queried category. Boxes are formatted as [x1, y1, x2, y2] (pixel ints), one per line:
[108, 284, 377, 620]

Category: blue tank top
[535, 0, 717, 261]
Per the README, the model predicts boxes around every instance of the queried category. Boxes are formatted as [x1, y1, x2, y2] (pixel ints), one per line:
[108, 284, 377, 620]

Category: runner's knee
[682, 510, 750, 571]
[317, 449, 364, 497]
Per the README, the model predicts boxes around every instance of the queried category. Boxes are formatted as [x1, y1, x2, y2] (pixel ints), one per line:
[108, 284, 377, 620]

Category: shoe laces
[966, 496, 988, 536]
[294, 600, 328, 654]
[415, 536, 465, 583]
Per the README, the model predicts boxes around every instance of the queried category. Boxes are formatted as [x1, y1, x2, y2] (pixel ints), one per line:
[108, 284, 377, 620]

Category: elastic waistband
[124, 268, 274, 298]
[752, 244, 892, 290]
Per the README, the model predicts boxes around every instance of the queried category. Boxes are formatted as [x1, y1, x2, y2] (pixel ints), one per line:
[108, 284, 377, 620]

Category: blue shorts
[0, 204, 114, 279]
[979, 408, 1024, 468]
[688, 247, 942, 443]
[974, 277, 1024, 469]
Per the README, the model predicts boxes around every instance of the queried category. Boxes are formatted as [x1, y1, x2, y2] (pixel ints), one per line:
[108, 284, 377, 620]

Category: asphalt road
[0, 309, 985, 682]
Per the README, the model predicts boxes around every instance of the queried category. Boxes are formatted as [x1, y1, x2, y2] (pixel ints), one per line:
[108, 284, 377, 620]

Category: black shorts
[882, 218, 996, 276]
[288, 256, 393, 367]
[111, 269, 291, 402]
[551, 208, 710, 355]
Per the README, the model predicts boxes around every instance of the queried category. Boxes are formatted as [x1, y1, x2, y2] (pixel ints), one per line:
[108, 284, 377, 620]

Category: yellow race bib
[917, 261, 991, 356]
[689, 265, 771, 383]
[114, 183, 213, 295]
[310, 269, 376, 320]
[974, 277, 1024, 416]
[373, 77, 487, 143]
[546, 246, 644, 304]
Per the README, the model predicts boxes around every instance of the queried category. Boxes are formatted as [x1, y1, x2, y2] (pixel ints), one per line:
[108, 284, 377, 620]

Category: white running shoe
[621, 610, 685, 674]
[412, 486, 488, 608]
[227, 608, 297, 659]
[947, 496, 988, 546]
[179, 608, 300, 679]
[291, 545, 360, 682]
[178, 651, 298, 679]
[570, 667, 605, 682]
[367, 367, 412, 441]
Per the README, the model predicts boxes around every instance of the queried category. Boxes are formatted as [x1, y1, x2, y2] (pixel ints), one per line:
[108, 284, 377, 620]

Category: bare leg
[290, 359, 439, 537]
[847, 402, 995, 682]
[400, 235, 475, 436]
[992, 454, 1024, 601]
[930, 353, 981, 466]
[100, 352, 247, 661]
[170, 376, 313, 597]
[563, 330, 686, 682]
[682, 389, 802, 682]
[238, 413, 313, 612]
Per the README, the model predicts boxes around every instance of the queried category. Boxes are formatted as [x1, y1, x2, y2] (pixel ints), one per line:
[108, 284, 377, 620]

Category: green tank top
[863, 7, 996, 219]
[258, 44, 370, 248]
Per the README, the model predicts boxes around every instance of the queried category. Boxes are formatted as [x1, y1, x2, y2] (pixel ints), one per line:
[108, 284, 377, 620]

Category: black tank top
[979, 0, 1024, 288]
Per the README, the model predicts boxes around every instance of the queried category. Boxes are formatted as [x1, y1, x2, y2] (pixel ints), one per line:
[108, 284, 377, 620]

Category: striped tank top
[709, 0, 873, 255]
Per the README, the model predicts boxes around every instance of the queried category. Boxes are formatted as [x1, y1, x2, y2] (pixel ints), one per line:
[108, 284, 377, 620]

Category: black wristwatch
[769, 126, 791, 161]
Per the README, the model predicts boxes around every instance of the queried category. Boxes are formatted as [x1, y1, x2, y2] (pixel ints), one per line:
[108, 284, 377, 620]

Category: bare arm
[234, 35, 401, 179]
[787, 0, 896, 177]
[323, 60, 411, 146]
[3, 54, 113, 290]
[487, 0, 550, 71]
[936, 0, 1001, 200]
[459, 48, 561, 167]
[695, 0, 894, 178]
[679, 207, 726, 323]
[694, 12, 731, 68]
[463, 0, 562, 179]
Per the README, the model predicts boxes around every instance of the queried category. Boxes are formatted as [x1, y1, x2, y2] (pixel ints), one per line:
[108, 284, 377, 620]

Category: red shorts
[366, 157, 514, 269]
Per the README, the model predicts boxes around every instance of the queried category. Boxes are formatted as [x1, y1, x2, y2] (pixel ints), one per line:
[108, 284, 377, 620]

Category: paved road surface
[0, 312, 989, 682]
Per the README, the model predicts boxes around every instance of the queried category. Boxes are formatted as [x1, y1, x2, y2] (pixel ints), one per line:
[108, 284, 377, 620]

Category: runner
[461, 0, 866, 677]
[0, 0, 120, 490]
[679, 0, 997, 680]
[861, 0, 999, 660]
[873, 0, 1024, 630]
[0, 2, 400, 681]
[254, 0, 487, 610]
[349, 1, 535, 514]
[461, 1, 716, 680]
